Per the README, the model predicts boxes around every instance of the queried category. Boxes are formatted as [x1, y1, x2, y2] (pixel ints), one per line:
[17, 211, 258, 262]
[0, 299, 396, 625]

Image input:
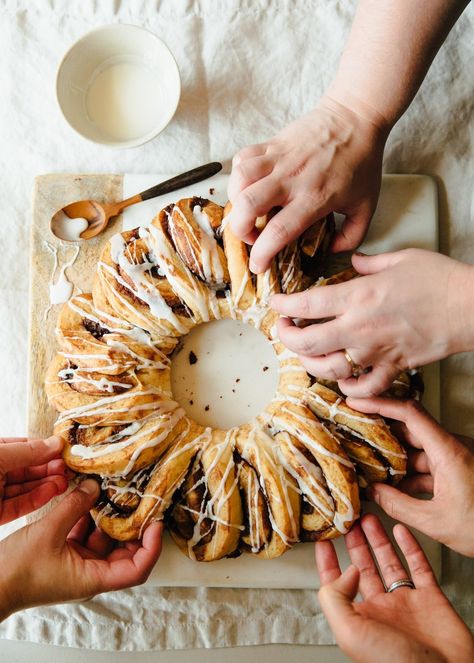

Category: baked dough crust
[45, 197, 407, 561]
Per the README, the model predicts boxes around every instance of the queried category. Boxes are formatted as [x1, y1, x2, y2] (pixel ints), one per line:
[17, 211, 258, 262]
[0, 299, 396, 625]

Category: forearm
[326, 0, 468, 130]
[448, 262, 474, 356]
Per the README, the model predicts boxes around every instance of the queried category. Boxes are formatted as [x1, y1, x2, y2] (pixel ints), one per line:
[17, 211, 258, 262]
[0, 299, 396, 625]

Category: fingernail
[77, 479, 100, 496]
[44, 435, 63, 451]
[249, 259, 259, 273]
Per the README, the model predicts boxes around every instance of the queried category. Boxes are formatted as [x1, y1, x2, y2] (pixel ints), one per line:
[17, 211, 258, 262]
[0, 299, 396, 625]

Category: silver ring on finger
[386, 579, 415, 593]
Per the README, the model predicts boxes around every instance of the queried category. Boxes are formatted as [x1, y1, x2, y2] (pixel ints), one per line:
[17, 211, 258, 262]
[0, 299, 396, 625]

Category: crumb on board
[189, 351, 198, 365]
[205, 405, 210, 411]
[209, 187, 215, 195]
[236, 378, 240, 383]
[263, 366, 269, 372]
[189, 400, 194, 405]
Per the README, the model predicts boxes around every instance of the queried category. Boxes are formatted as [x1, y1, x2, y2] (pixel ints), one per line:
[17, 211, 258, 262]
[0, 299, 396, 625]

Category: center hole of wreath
[170, 319, 279, 429]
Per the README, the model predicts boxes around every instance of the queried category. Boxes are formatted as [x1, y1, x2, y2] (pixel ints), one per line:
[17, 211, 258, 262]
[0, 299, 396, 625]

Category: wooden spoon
[50, 161, 223, 242]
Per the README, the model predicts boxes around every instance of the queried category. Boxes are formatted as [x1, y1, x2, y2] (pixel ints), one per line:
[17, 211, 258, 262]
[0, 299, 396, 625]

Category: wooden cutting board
[28, 174, 122, 437]
[28, 173, 441, 588]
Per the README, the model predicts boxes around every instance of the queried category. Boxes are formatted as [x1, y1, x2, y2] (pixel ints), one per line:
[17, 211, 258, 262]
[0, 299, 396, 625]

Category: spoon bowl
[50, 161, 223, 242]
[51, 200, 109, 241]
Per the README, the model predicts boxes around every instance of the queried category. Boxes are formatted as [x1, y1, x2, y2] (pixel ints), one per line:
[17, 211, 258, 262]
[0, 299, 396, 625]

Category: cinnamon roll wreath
[46, 197, 412, 562]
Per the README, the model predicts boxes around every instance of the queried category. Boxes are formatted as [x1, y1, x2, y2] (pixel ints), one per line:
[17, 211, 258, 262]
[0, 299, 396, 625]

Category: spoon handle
[138, 162, 223, 201]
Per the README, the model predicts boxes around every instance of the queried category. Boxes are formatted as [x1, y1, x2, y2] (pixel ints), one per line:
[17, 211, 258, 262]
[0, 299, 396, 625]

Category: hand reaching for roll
[0, 435, 69, 524]
[271, 249, 474, 397]
[0, 437, 163, 621]
[345, 397, 474, 558]
[316, 514, 474, 663]
[227, 96, 387, 272]
[0, 479, 163, 620]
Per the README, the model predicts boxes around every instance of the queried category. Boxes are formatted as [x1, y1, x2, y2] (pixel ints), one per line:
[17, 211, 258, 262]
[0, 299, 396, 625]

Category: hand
[227, 95, 387, 273]
[342, 397, 474, 558]
[0, 479, 163, 620]
[0, 435, 69, 524]
[316, 514, 474, 663]
[271, 249, 474, 396]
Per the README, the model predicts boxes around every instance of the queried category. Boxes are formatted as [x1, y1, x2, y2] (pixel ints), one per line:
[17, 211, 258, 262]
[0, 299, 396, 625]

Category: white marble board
[120, 173, 440, 589]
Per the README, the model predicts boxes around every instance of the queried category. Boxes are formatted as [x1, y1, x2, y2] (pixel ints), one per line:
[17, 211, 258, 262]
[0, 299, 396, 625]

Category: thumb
[0, 436, 64, 474]
[368, 483, 433, 533]
[318, 565, 362, 637]
[351, 251, 401, 275]
[331, 210, 371, 253]
[43, 479, 100, 542]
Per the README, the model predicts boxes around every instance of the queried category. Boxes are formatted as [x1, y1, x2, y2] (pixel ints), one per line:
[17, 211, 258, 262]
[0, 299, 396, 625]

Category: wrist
[0, 542, 33, 620]
[447, 262, 474, 355]
[323, 76, 399, 142]
[318, 86, 391, 147]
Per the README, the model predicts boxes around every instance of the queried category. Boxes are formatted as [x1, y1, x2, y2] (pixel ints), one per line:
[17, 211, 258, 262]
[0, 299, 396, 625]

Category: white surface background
[0, 0, 473, 659]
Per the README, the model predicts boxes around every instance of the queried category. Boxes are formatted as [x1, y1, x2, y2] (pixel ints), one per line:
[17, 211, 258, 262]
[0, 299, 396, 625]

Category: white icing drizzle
[56, 388, 175, 427]
[277, 406, 355, 469]
[55, 367, 132, 394]
[304, 388, 385, 426]
[107, 232, 188, 333]
[144, 224, 212, 324]
[337, 423, 407, 461]
[44, 242, 80, 317]
[276, 432, 334, 523]
[168, 204, 226, 287]
[46, 199, 395, 555]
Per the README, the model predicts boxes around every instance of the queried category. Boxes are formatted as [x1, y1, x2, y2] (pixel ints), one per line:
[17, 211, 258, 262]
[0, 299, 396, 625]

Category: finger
[43, 479, 100, 542]
[271, 283, 349, 320]
[351, 250, 403, 275]
[0, 479, 66, 523]
[339, 365, 399, 398]
[86, 527, 115, 557]
[4, 475, 68, 498]
[250, 200, 332, 273]
[229, 176, 286, 243]
[67, 514, 94, 545]
[398, 474, 434, 496]
[367, 483, 433, 536]
[67, 539, 102, 561]
[318, 565, 362, 641]
[240, 226, 260, 246]
[231, 143, 267, 168]
[93, 522, 164, 592]
[228, 155, 274, 200]
[298, 352, 354, 381]
[407, 450, 430, 474]
[276, 317, 345, 357]
[123, 540, 141, 554]
[6, 458, 69, 484]
[315, 540, 341, 585]
[107, 547, 134, 562]
[345, 397, 460, 457]
[0, 436, 63, 475]
[393, 524, 437, 589]
[129, 521, 164, 572]
[344, 521, 385, 598]
[360, 514, 409, 590]
[331, 210, 372, 253]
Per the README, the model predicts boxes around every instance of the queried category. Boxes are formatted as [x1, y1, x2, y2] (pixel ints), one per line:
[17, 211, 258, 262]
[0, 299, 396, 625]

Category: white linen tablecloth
[0, 0, 472, 651]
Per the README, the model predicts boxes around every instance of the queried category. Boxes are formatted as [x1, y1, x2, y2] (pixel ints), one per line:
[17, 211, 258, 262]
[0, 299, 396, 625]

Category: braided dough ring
[46, 197, 408, 561]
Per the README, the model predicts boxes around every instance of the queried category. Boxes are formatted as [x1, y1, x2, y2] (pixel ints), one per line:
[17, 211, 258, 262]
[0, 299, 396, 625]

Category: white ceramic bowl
[56, 24, 181, 148]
